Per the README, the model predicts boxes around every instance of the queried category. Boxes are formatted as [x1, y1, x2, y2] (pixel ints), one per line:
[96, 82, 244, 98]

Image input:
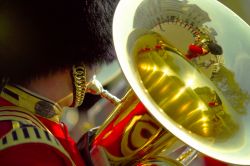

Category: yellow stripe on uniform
[0, 126, 76, 166]
[0, 106, 47, 130]
[0, 106, 76, 166]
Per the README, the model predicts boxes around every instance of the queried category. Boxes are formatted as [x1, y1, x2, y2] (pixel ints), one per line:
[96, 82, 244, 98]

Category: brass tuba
[82, 0, 250, 165]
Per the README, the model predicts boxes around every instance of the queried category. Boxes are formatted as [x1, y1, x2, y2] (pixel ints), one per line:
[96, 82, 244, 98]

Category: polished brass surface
[94, 90, 179, 165]
[134, 156, 183, 166]
[113, 0, 250, 165]
[133, 32, 237, 139]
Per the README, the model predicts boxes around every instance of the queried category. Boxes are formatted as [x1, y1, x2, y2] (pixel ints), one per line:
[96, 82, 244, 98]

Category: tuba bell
[78, 0, 250, 165]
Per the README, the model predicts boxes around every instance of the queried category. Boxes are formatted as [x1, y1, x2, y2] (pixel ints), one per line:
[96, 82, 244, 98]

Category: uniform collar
[0, 84, 63, 123]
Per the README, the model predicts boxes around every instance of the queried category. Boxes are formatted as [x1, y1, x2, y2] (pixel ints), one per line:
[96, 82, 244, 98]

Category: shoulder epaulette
[0, 106, 47, 130]
[0, 106, 76, 166]
[0, 126, 75, 165]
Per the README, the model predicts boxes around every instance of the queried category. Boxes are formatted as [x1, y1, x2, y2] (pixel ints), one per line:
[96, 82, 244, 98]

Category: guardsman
[185, 34, 223, 60]
[0, 0, 118, 165]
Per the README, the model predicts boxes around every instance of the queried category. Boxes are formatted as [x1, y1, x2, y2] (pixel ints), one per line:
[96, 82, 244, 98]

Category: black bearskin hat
[0, 0, 119, 84]
[207, 42, 223, 55]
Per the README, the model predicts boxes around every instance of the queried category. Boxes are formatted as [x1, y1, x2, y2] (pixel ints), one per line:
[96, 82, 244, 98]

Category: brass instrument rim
[113, 0, 250, 165]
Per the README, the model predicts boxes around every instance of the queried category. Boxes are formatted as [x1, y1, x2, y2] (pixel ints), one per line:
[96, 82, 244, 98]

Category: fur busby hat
[0, 0, 119, 84]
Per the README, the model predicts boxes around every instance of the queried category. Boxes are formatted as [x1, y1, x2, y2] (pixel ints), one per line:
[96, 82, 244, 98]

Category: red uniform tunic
[185, 44, 208, 60]
[0, 85, 85, 166]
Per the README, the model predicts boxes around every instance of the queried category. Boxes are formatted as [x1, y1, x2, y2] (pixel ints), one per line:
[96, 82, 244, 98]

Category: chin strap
[72, 64, 87, 107]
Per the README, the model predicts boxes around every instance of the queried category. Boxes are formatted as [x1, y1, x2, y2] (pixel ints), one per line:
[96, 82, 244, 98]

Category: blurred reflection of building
[62, 0, 250, 151]
[135, 0, 211, 29]
[60, 1, 249, 166]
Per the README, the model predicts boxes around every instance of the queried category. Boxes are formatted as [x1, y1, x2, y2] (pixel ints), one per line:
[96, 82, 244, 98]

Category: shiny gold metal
[111, 0, 250, 165]
[93, 90, 177, 165]
[134, 156, 183, 166]
[72, 64, 87, 107]
[133, 33, 237, 139]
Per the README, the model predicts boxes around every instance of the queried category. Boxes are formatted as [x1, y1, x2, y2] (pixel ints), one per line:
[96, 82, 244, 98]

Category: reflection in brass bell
[88, 0, 250, 165]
